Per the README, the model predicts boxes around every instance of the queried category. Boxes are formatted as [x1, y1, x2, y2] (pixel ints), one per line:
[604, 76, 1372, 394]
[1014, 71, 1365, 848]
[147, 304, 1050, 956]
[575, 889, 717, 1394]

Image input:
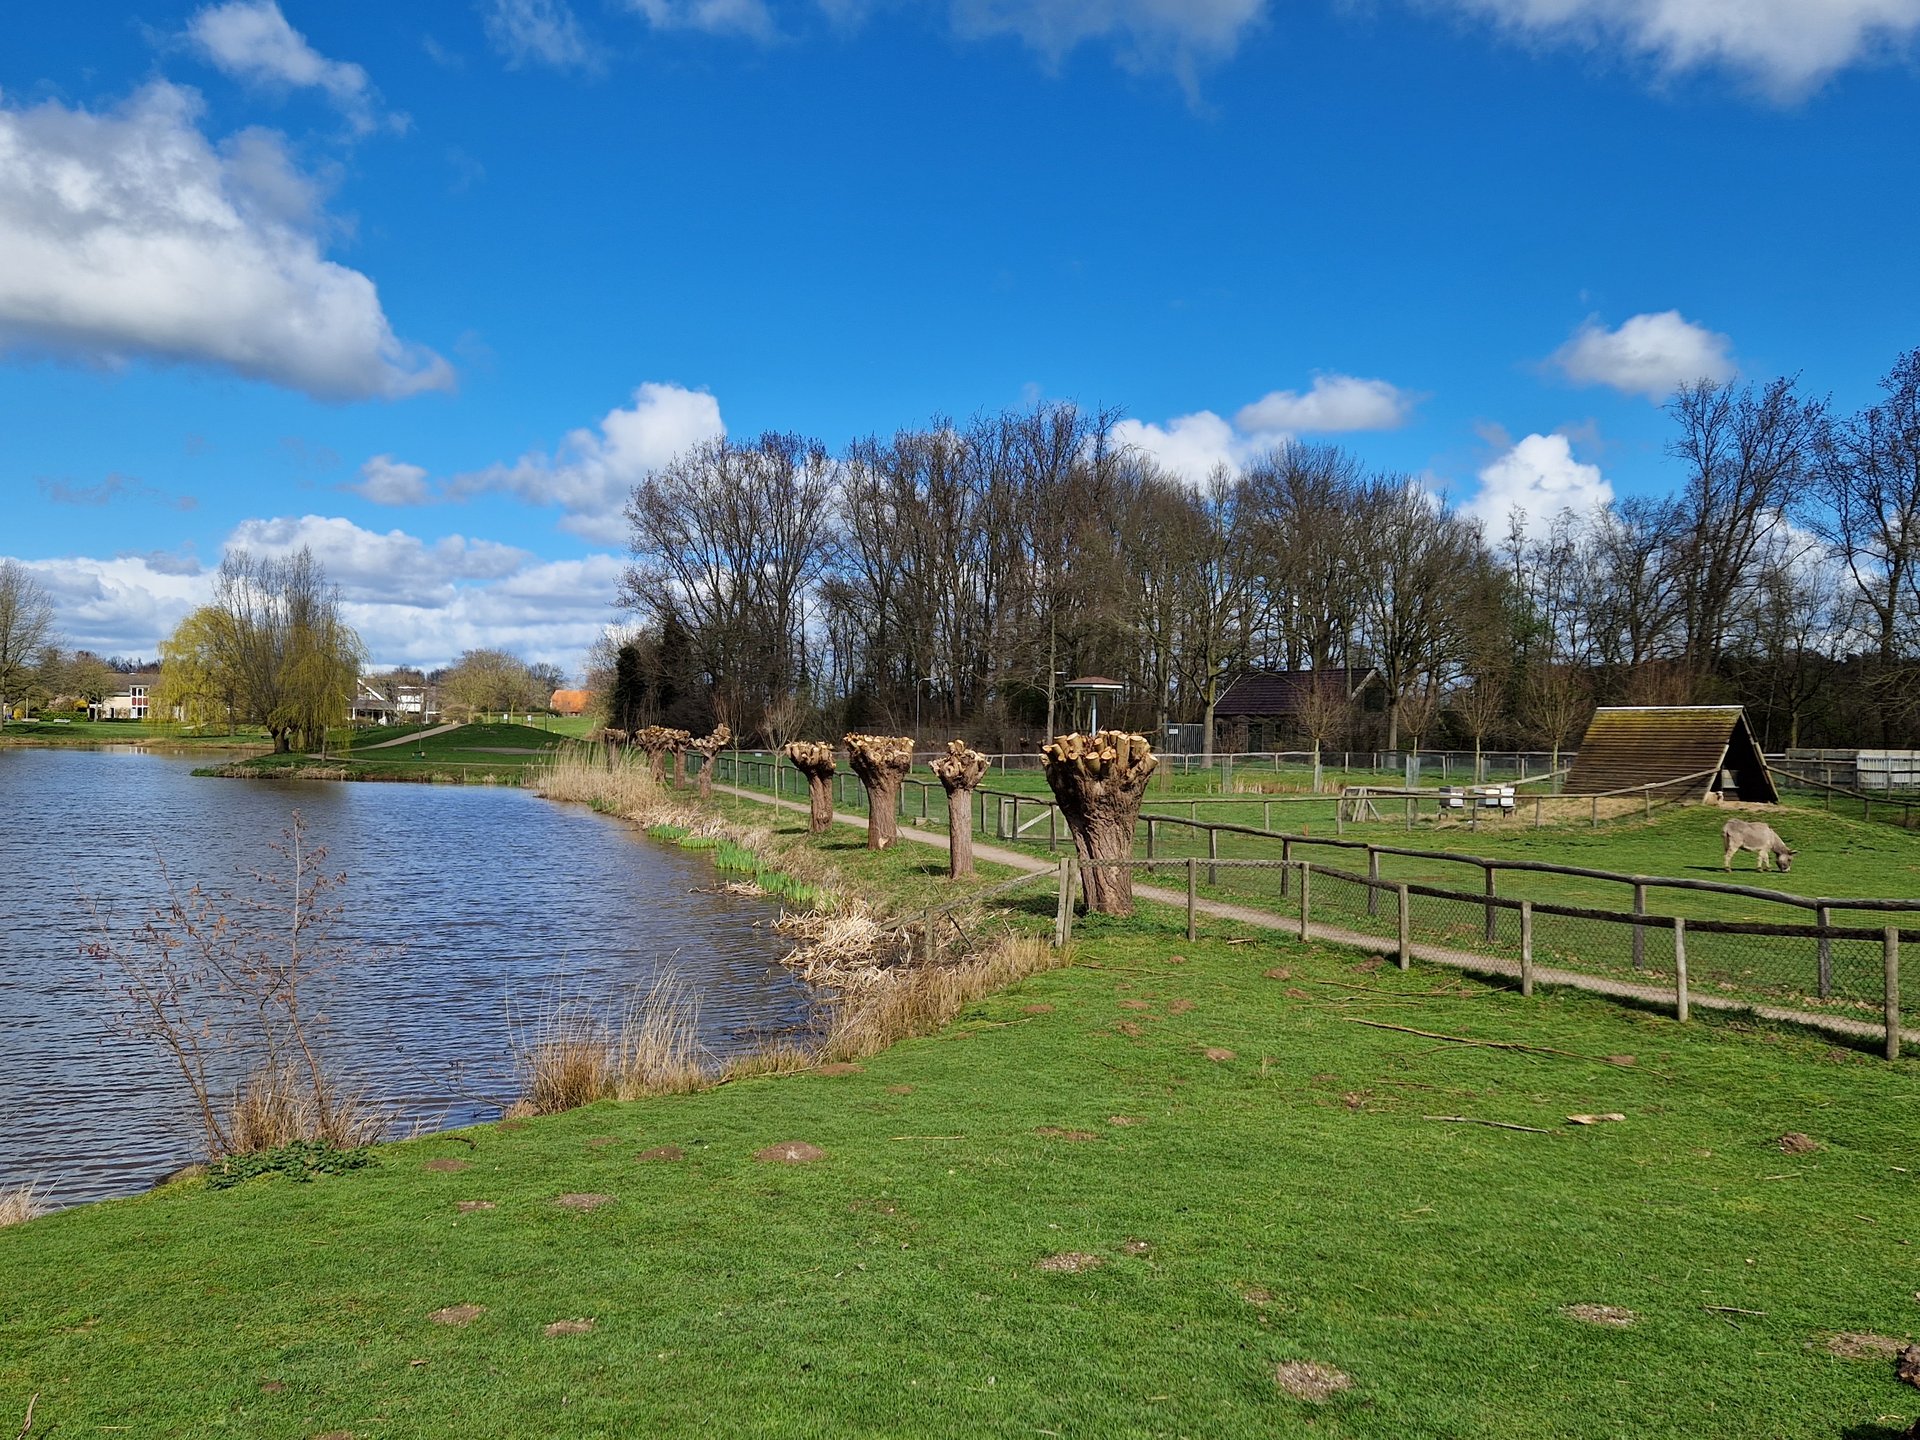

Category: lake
[0, 747, 812, 1207]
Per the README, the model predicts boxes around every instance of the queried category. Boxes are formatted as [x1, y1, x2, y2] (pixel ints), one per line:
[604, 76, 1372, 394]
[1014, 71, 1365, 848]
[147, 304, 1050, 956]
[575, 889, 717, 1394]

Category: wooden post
[1396, 883, 1410, 970]
[1264, 800, 1272, 832]
[1590, 795, 1599, 829]
[1146, 817, 1157, 872]
[1367, 846, 1381, 917]
[1534, 795, 1543, 829]
[1207, 825, 1219, 887]
[1520, 900, 1534, 997]
[1061, 861, 1076, 944]
[1818, 904, 1833, 998]
[1673, 918, 1689, 1023]
[1054, 857, 1072, 947]
[1482, 866, 1497, 945]
[1048, 804, 1057, 852]
[1298, 862, 1312, 943]
[1885, 926, 1901, 1061]
[1280, 837, 1292, 897]
[1632, 882, 1647, 970]
[1186, 856, 1198, 942]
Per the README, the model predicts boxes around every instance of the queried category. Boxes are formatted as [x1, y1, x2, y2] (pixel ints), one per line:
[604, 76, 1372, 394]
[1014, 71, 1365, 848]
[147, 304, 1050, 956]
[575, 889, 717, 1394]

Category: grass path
[350, 721, 463, 751]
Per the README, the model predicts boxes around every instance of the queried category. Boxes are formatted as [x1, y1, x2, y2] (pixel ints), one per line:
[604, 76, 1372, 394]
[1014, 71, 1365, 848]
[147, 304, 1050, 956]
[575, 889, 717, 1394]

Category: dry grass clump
[0, 1181, 46, 1228]
[822, 935, 1067, 1063]
[515, 978, 709, 1115]
[775, 901, 909, 987]
[227, 1063, 385, 1153]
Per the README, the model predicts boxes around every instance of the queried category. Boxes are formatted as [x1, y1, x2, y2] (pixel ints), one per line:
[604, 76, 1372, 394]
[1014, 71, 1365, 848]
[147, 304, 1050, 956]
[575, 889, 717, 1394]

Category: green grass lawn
[208, 723, 574, 784]
[0, 718, 272, 749]
[5, 910, 1916, 1437]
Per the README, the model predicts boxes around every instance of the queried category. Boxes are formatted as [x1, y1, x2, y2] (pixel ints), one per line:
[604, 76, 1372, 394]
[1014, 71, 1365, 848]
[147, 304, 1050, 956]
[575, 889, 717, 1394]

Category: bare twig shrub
[0, 1181, 45, 1228]
[81, 813, 383, 1158]
[514, 977, 709, 1115]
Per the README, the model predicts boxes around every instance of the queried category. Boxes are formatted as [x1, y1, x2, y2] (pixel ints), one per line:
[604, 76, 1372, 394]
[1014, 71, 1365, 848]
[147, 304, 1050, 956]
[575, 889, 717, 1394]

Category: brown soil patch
[1168, 998, 1196, 1015]
[1285, 987, 1311, 999]
[1165, 954, 1188, 965]
[1107, 1115, 1144, 1127]
[886, 1084, 914, 1094]
[1606, 1055, 1636, 1067]
[1034, 1127, 1100, 1142]
[1342, 1092, 1369, 1111]
[456, 1201, 497, 1213]
[1119, 999, 1151, 1011]
[552, 1193, 617, 1211]
[1022, 1004, 1054, 1014]
[1827, 1331, 1907, 1361]
[1274, 1360, 1352, 1403]
[635, 1146, 684, 1162]
[1898, 1344, 1920, 1387]
[1035, 1252, 1103, 1273]
[1115, 1022, 1144, 1038]
[816, 1062, 864, 1077]
[1351, 957, 1384, 974]
[544, 1319, 596, 1338]
[754, 1141, 827, 1164]
[421, 1159, 469, 1174]
[260, 1380, 285, 1393]
[428, 1304, 485, 1327]
[1562, 1304, 1636, 1328]
[1263, 967, 1291, 981]
[1204, 1047, 1237, 1062]
[1777, 1132, 1820, 1155]
[1122, 1238, 1152, 1256]
[586, 1135, 619, 1148]
[1243, 1286, 1273, 1304]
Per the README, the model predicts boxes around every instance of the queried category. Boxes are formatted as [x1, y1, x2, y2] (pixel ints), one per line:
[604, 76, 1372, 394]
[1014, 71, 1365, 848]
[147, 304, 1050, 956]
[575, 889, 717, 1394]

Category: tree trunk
[845, 733, 914, 850]
[783, 741, 838, 834]
[929, 740, 990, 878]
[691, 724, 731, 801]
[672, 747, 686, 787]
[1041, 730, 1158, 916]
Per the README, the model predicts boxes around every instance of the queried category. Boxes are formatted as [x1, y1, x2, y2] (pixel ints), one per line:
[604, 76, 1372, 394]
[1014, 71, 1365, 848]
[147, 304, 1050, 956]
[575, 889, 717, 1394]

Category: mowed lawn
[4, 921, 1917, 1438]
[212, 722, 574, 783]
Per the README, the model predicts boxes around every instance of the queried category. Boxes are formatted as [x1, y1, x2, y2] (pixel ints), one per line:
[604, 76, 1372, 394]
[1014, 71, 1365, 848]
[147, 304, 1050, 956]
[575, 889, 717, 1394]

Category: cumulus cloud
[186, 0, 400, 133]
[482, 0, 603, 71]
[1111, 410, 1253, 485]
[0, 82, 451, 400]
[1553, 310, 1736, 402]
[12, 553, 212, 659]
[453, 382, 727, 543]
[351, 455, 433, 505]
[226, 514, 530, 607]
[1441, 0, 1920, 95]
[1466, 431, 1613, 536]
[1234, 374, 1417, 434]
[629, 0, 778, 40]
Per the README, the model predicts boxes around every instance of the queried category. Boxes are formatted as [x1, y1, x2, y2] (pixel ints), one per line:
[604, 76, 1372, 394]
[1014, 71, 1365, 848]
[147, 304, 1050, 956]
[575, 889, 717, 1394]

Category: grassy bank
[6, 759, 1917, 1437]
[0, 718, 273, 750]
[202, 722, 571, 784]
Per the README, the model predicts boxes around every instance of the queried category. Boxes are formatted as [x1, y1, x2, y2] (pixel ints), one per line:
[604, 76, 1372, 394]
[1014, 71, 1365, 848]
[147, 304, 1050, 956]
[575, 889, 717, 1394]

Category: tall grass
[821, 936, 1068, 1062]
[0, 1181, 44, 1228]
[514, 977, 709, 1115]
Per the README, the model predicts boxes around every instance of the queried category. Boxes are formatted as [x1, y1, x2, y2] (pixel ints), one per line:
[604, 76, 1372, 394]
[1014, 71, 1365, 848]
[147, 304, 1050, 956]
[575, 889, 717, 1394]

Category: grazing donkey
[1722, 818, 1796, 873]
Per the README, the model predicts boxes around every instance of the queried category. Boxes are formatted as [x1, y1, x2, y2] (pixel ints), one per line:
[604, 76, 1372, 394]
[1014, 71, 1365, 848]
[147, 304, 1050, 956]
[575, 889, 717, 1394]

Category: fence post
[1885, 927, 1902, 1061]
[1207, 826, 1219, 887]
[1186, 856, 1198, 942]
[1590, 795, 1599, 829]
[1520, 900, 1534, 997]
[1367, 846, 1381, 917]
[1053, 857, 1072, 947]
[1673, 918, 1689, 1023]
[1534, 796, 1543, 829]
[1146, 817, 1157, 872]
[1632, 882, 1647, 969]
[1264, 800, 1272, 832]
[1299, 863, 1312, 943]
[1817, 904, 1833, 998]
[1048, 804, 1057, 852]
[1281, 837, 1292, 897]
[1483, 866, 1497, 945]
[1397, 883, 1410, 970]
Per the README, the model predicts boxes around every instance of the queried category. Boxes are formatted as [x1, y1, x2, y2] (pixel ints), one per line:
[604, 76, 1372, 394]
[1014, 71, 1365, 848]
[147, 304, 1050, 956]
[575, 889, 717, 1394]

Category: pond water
[0, 748, 812, 1207]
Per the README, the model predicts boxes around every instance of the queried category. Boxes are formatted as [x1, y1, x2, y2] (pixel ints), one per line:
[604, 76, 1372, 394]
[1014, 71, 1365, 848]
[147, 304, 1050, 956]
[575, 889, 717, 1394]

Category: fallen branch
[890, 1134, 965, 1141]
[1422, 1115, 1552, 1133]
[16, 1392, 37, 1440]
[1703, 1306, 1767, 1316]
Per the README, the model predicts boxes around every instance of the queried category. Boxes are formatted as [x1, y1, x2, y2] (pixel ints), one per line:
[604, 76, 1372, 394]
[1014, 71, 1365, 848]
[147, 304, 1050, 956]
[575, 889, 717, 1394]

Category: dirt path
[355, 721, 462, 751]
[714, 782, 1918, 1049]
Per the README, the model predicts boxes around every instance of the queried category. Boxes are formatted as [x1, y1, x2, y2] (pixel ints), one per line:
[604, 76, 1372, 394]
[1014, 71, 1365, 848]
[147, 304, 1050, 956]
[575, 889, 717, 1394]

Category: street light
[913, 675, 936, 747]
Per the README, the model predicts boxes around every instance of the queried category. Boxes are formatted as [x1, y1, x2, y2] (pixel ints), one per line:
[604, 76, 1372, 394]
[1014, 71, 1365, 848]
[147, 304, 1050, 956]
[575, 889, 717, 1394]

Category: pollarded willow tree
[636, 725, 690, 783]
[690, 723, 731, 800]
[783, 740, 838, 834]
[845, 733, 914, 850]
[1040, 731, 1158, 916]
[928, 740, 990, 878]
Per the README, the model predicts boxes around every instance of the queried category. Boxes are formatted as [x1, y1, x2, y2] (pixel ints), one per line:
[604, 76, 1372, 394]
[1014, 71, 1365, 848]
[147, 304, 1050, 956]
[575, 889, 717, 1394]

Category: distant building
[550, 689, 590, 716]
[1211, 668, 1380, 751]
[92, 665, 163, 720]
[350, 678, 439, 725]
[1567, 706, 1779, 802]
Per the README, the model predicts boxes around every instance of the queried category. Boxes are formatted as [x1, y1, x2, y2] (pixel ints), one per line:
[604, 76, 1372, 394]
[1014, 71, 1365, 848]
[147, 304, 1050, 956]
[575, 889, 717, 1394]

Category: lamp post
[913, 675, 936, 747]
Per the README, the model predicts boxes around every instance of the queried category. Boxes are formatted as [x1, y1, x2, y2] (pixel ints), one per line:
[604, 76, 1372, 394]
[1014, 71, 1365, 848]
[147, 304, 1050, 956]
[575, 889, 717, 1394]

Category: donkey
[1722, 818, 1795, 873]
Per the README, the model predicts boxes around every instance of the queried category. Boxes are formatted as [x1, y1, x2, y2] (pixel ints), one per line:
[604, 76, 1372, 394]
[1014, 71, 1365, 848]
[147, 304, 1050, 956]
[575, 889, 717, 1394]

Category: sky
[3, 0, 1918, 676]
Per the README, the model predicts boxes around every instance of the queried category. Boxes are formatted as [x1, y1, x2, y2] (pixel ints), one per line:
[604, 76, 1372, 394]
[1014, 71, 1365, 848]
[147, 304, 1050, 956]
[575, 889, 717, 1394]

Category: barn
[1566, 706, 1779, 803]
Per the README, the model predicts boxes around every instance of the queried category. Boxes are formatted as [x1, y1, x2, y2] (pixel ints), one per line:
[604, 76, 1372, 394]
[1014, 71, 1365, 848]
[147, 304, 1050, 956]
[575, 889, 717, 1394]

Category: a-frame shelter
[1566, 706, 1779, 803]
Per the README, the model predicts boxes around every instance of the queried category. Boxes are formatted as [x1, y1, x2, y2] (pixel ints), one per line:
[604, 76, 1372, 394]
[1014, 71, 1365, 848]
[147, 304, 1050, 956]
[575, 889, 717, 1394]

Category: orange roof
[550, 689, 590, 715]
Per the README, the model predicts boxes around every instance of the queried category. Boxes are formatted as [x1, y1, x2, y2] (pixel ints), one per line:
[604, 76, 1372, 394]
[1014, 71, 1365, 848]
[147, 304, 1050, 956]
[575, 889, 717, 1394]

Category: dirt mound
[1119, 999, 1151, 1011]
[1035, 1252, 1102, 1273]
[815, 1062, 864, 1077]
[428, 1304, 485, 1327]
[1204, 1047, 1236, 1062]
[1165, 954, 1188, 965]
[1115, 1022, 1143, 1037]
[1263, 967, 1291, 980]
[1023, 1004, 1054, 1014]
[635, 1146, 684, 1162]
[754, 1141, 827, 1164]
[1827, 1331, 1907, 1361]
[421, 1159, 469, 1174]
[1777, 1132, 1819, 1154]
[552, 1193, 616, 1211]
[1122, 1238, 1152, 1256]
[1562, 1303, 1636, 1328]
[1274, 1360, 1352, 1403]
[544, 1319, 596, 1337]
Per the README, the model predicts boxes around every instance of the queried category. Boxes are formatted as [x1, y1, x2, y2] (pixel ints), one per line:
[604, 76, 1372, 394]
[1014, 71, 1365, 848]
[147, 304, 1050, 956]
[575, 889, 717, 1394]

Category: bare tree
[0, 560, 57, 725]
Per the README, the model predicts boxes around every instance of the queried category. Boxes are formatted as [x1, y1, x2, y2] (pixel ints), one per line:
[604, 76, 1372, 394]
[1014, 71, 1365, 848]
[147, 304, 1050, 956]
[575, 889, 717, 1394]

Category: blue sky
[4, 0, 1917, 673]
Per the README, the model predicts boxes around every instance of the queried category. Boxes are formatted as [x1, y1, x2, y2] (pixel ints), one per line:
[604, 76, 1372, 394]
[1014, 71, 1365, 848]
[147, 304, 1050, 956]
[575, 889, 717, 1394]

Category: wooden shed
[1566, 706, 1779, 803]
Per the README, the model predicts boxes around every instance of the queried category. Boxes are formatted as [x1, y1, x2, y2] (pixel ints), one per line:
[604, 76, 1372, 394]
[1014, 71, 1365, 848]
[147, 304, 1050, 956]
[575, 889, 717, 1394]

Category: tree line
[608, 346, 1920, 756]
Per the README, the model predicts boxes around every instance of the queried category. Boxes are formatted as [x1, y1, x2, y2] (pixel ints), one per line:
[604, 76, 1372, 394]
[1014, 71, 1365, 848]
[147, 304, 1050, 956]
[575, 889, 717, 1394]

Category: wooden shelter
[1212, 667, 1379, 751]
[1566, 706, 1779, 803]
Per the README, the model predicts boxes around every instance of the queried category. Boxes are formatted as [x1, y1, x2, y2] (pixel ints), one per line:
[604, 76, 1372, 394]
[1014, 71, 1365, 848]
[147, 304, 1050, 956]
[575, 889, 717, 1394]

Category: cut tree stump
[929, 740, 991, 878]
[690, 724, 731, 801]
[783, 740, 838, 834]
[1041, 730, 1158, 916]
[845, 734, 915, 850]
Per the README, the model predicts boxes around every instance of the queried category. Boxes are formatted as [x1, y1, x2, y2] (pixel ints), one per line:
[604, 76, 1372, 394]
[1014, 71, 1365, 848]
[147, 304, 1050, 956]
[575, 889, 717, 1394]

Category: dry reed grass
[0, 1181, 45, 1227]
[515, 977, 710, 1115]
[821, 935, 1068, 1062]
[226, 1063, 385, 1153]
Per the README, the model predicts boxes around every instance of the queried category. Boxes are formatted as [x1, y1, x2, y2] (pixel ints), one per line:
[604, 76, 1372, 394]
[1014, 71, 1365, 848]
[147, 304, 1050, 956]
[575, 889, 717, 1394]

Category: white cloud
[1112, 410, 1253, 485]
[950, 0, 1265, 76]
[352, 455, 433, 505]
[482, 0, 603, 71]
[0, 82, 451, 400]
[1552, 310, 1735, 401]
[453, 382, 727, 543]
[226, 515, 530, 607]
[186, 0, 399, 134]
[1234, 374, 1416, 434]
[12, 554, 211, 659]
[630, 0, 778, 40]
[1466, 431, 1613, 536]
[1442, 0, 1920, 95]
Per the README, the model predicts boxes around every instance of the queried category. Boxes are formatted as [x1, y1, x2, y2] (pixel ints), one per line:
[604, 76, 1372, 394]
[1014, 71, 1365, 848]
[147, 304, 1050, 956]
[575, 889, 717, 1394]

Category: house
[350, 678, 439, 725]
[91, 666, 163, 721]
[1211, 667, 1380, 751]
[1566, 706, 1779, 802]
[550, 689, 590, 716]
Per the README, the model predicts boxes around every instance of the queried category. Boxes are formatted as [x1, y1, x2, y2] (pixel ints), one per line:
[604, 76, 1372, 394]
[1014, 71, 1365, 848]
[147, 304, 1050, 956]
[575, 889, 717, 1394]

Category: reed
[0, 1181, 44, 1228]
[514, 976, 710, 1115]
[821, 935, 1067, 1062]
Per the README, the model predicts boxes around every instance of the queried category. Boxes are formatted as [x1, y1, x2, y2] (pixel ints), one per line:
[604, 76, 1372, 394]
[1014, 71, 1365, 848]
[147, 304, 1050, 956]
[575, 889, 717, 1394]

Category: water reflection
[0, 748, 811, 1206]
